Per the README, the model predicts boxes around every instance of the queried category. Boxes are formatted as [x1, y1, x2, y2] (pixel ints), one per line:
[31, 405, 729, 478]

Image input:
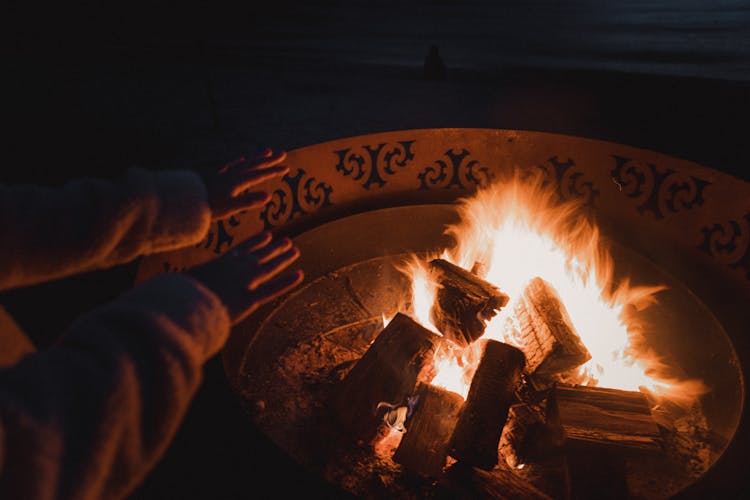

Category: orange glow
[403, 171, 706, 402]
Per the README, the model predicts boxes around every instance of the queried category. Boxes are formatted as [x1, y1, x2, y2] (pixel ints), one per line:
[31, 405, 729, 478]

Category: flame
[403, 171, 706, 402]
[397, 256, 441, 334]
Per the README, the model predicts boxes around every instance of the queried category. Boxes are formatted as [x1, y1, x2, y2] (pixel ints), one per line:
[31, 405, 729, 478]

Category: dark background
[1, 1, 749, 498]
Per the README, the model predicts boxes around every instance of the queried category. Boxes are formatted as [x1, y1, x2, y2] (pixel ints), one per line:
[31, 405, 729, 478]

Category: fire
[404, 172, 706, 402]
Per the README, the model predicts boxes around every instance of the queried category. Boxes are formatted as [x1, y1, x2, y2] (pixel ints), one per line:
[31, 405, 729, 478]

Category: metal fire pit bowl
[136, 129, 750, 499]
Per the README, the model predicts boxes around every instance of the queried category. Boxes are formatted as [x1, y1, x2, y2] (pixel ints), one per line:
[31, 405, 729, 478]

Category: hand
[203, 148, 289, 221]
[187, 231, 304, 325]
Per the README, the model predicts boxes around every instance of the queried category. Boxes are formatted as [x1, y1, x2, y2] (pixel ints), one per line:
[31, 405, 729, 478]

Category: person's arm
[0, 232, 303, 500]
[0, 272, 229, 500]
[0, 149, 288, 292]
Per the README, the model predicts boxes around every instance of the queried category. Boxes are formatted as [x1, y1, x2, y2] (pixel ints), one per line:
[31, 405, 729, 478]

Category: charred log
[548, 384, 662, 454]
[499, 402, 551, 468]
[449, 340, 526, 469]
[436, 463, 553, 500]
[333, 313, 441, 443]
[514, 277, 591, 378]
[429, 258, 509, 346]
[544, 384, 662, 499]
[393, 383, 465, 478]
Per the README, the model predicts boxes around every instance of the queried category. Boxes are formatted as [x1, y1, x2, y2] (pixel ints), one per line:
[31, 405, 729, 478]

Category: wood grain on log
[499, 402, 549, 468]
[429, 258, 509, 346]
[449, 340, 526, 469]
[548, 384, 662, 454]
[514, 277, 591, 377]
[393, 383, 465, 478]
[333, 313, 440, 443]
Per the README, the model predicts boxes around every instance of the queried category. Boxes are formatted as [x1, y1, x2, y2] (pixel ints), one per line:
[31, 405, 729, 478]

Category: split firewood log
[449, 340, 526, 469]
[513, 277, 591, 379]
[392, 382, 464, 478]
[429, 258, 509, 346]
[333, 313, 441, 444]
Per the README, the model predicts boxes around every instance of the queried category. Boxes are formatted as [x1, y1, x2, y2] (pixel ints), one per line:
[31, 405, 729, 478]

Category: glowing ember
[404, 172, 706, 402]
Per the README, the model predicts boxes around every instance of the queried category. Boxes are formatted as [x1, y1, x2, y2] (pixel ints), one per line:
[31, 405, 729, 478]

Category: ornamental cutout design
[417, 148, 493, 190]
[261, 167, 333, 229]
[334, 140, 416, 189]
[526, 156, 599, 207]
[611, 155, 711, 219]
[698, 212, 750, 280]
[162, 261, 187, 273]
[196, 216, 242, 254]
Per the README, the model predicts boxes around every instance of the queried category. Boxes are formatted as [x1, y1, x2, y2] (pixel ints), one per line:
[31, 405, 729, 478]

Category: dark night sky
[2, 1, 748, 186]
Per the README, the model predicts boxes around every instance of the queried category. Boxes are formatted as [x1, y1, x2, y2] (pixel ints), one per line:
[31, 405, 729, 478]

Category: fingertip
[269, 151, 287, 165]
[269, 164, 290, 175]
[282, 268, 305, 289]
[258, 230, 273, 242]
[241, 231, 272, 250]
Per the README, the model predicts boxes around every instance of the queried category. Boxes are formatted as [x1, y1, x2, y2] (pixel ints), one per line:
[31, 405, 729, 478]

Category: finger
[254, 147, 273, 160]
[233, 232, 273, 255]
[248, 269, 305, 306]
[244, 150, 287, 171]
[254, 237, 293, 264]
[218, 156, 247, 174]
[233, 269, 304, 324]
[230, 165, 289, 196]
[248, 247, 301, 290]
[223, 191, 272, 215]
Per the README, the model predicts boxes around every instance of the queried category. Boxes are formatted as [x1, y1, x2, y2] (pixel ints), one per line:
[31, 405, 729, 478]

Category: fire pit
[136, 129, 749, 499]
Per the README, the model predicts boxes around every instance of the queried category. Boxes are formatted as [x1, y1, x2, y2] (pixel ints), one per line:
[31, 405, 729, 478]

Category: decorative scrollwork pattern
[261, 168, 333, 229]
[162, 261, 187, 273]
[195, 216, 242, 254]
[334, 140, 416, 189]
[524, 156, 599, 207]
[611, 156, 711, 219]
[417, 148, 493, 190]
[698, 212, 750, 280]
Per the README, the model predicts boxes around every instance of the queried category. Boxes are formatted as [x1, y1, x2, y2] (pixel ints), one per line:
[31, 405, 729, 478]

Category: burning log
[513, 277, 591, 378]
[498, 402, 550, 468]
[546, 384, 662, 499]
[449, 340, 526, 469]
[436, 463, 553, 500]
[548, 384, 662, 454]
[429, 258, 509, 346]
[333, 313, 440, 443]
[392, 382, 464, 478]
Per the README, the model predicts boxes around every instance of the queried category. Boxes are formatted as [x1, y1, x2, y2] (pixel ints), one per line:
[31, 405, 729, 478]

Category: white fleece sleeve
[0, 167, 211, 291]
[0, 272, 231, 500]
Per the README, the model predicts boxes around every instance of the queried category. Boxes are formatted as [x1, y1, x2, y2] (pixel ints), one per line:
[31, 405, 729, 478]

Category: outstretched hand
[187, 231, 304, 325]
[203, 148, 289, 221]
